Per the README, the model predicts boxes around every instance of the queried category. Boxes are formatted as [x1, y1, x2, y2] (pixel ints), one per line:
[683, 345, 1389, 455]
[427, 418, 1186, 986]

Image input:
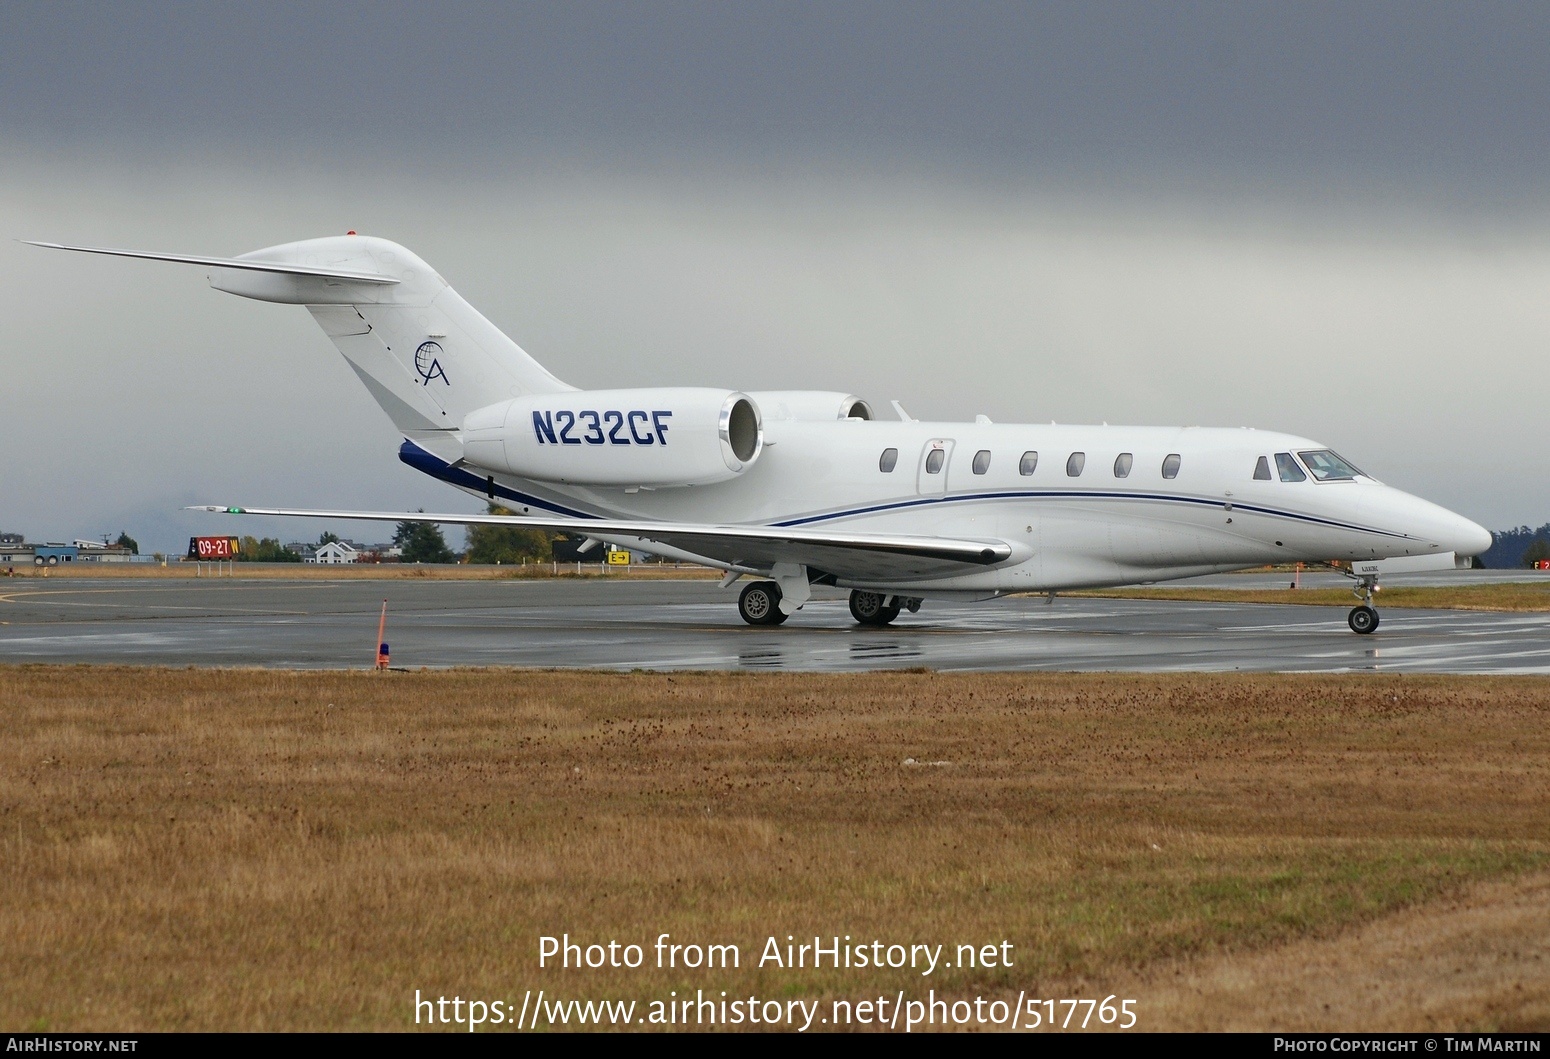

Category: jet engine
[462, 388, 762, 487]
[747, 390, 873, 421]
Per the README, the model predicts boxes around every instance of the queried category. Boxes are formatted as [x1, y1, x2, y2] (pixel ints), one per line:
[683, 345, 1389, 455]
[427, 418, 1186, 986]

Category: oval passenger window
[1162, 453, 1181, 479]
[1066, 452, 1085, 476]
[1019, 451, 1038, 476]
[879, 447, 898, 473]
[972, 449, 991, 475]
[1114, 453, 1133, 478]
[925, 449, 944, 474]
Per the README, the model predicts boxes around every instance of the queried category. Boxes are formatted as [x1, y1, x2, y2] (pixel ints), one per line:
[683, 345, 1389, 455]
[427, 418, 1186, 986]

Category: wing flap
[189, 505, 1022, 582]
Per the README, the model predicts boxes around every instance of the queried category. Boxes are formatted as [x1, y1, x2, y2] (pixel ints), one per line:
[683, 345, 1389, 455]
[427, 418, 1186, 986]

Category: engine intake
[748, 390, 873, 421]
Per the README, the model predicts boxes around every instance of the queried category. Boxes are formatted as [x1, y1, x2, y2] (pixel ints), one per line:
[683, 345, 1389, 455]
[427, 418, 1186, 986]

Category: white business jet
[31, 234, 1491, 633]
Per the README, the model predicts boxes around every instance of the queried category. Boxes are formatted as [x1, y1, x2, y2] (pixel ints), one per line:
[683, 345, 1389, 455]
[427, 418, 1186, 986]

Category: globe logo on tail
[414, 341, 449, 386]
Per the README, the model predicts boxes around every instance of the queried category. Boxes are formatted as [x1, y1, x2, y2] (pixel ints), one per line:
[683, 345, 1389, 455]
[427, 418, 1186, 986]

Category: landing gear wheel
[849, 590, 901, 626]
[1348, 605, 1379, 634]
[738, 581, 784, 626]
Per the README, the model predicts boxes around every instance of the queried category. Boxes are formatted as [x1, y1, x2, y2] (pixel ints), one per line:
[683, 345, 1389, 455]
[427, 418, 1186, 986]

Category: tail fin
[31, 235, 573, 445]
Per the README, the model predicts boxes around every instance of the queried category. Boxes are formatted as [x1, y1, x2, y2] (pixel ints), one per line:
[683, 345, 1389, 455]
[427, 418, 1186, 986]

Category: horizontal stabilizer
[188, 505, 1025, 582]
[24, 241, 400, 284]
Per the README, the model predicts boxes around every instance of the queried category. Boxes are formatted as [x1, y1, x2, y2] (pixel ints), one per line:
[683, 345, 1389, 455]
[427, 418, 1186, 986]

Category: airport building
[291, 539, 400, 563]
[1, 533, 140, 566]
[310, 541, 359, 564]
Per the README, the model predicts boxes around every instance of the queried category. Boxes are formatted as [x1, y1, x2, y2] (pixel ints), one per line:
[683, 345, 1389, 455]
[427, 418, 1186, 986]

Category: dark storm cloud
[5, 1, 1550, 197]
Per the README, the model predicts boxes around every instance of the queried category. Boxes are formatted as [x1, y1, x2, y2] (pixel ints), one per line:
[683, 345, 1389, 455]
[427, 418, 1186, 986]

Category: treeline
[234, 537, 302, 562]
[229, 507, 558, 565]
[462, 506, 553, 564]
[1482, 523, 1550, 569]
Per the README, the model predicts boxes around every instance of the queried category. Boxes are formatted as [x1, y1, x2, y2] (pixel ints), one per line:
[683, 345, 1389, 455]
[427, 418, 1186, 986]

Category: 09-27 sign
[188, 536, 241, 560]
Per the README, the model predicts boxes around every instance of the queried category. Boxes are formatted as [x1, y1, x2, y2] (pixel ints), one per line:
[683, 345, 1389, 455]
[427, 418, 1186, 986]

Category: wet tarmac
[1, 572, 1546, 673]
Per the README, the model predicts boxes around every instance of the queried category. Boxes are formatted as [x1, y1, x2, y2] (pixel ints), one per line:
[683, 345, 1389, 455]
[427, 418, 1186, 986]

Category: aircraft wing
[190, 505, 1022, 582]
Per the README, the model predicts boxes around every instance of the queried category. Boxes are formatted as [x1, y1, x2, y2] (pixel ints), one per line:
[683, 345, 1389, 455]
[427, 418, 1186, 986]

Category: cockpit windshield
[1297, 450, 1363, 481]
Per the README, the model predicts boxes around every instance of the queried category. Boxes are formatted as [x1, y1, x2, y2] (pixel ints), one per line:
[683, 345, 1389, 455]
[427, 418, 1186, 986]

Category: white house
[309, 541, 360, 564]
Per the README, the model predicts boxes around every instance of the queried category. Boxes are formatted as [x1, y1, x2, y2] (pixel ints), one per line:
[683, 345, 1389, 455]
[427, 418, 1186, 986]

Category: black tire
[738, 581, 783, 626]
[1348, 605, 1379, 634]
[46, 555, 58, 566]
[849, 590, 902, 626]
[34, 557, 44, 566]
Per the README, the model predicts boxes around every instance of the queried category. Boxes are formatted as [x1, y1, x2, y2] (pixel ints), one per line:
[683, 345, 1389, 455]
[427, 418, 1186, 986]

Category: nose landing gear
[1346, 573, 1381, 634]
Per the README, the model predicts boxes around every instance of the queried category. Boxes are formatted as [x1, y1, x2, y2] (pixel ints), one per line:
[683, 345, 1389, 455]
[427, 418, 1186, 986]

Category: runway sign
[188, 536, 241, 560]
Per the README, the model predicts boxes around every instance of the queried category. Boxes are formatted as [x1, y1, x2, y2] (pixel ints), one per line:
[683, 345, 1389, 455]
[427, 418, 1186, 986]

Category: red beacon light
[346, 230, 357, 236]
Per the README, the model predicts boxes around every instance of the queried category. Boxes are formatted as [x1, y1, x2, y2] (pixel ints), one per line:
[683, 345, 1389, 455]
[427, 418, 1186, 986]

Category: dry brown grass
[1073, 582, 1550, 612]
[1, 667, 1546, 1031]
[1123, 871, 1550, 1031]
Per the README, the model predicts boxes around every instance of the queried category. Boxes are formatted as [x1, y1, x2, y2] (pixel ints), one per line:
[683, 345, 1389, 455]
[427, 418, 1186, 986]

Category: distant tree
[1480, 522, 1550, 570]
[465, 504, 553, 564]
[114, 531, 139, 555]
[318, 530, 341, 547]
[395, 515, 456, 563]
[235, 535, 302, 562]
[1524, 539, 1550, 568]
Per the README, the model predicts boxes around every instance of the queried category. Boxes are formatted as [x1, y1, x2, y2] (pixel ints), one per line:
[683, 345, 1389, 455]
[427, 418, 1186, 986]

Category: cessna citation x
[32, 234, 1491, 634]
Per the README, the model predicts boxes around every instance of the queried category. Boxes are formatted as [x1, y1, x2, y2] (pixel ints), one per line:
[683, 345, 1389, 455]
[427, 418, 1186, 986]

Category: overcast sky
[3, 1, 1548, 551]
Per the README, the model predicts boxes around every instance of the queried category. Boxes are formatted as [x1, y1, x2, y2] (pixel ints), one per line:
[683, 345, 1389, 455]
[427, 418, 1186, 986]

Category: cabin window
[1114, 452, 1133, 478]
[1019, 451, 1038, 476]
[1298, 449, 1361, 481]
[1066, 452, 1086, 476]
[1254, 456, 1272, 480]
[1162, 453, 1181, 479]
[972, 449, 991, 475]
[879, 447, 898, 473]
[925, 448, 945, 474]
[1275, 452, 1306, 482]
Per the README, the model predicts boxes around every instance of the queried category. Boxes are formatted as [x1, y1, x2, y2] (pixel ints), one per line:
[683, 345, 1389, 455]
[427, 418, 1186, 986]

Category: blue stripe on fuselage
[399, 440, 1412, 542]
[772, 489, 1415, 541]
[397, 439, 600, 519]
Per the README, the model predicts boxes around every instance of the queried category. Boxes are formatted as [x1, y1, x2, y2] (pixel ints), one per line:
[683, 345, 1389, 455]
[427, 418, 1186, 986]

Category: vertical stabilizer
[202, 235, 574, 442]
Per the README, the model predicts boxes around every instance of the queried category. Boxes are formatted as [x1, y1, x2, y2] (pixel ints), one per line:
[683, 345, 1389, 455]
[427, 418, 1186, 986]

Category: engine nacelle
[748, 390, 873, 421]
[462, 388, 763, 487]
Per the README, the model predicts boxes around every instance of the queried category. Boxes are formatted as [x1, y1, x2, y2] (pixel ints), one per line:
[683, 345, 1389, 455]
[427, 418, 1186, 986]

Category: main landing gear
[737, 581, 789, 626]
[849, 590, 921, 627]
[1346, 573, 1380, 635]
[736, 582, 923, 627]
[849, 590, 899, 626]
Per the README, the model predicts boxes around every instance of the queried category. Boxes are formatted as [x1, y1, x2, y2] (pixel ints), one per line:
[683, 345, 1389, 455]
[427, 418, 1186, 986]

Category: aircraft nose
[1449, 513, 1493, 558]
[1375, 488, 1494, 558]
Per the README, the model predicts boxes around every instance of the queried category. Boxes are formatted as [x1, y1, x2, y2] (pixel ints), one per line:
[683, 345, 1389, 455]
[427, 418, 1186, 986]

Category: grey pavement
[1, 573, 1546, 673]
